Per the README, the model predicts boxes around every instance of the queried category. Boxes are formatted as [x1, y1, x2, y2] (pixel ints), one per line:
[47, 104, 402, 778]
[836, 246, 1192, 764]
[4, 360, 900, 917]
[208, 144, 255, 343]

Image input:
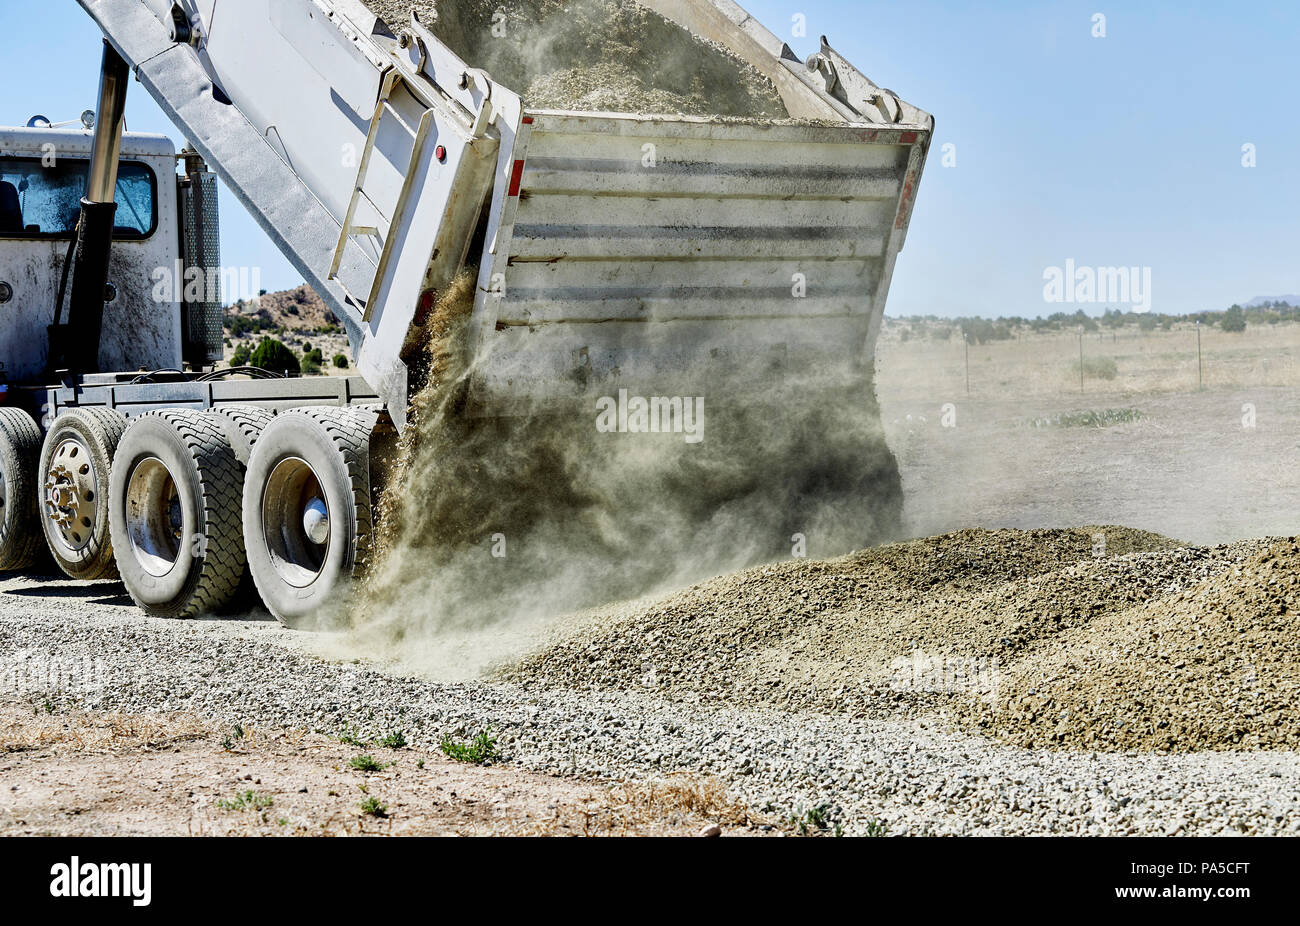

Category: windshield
[0, 156, 157, 239]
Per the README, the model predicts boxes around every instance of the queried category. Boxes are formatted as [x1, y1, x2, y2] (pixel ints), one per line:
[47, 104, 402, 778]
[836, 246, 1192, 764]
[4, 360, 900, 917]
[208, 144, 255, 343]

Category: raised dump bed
[78, 0, 931, 423]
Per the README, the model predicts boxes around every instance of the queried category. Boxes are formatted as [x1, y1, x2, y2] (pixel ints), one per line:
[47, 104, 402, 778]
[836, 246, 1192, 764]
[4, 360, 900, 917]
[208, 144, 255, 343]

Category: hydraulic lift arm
[51, 41, 130, 376]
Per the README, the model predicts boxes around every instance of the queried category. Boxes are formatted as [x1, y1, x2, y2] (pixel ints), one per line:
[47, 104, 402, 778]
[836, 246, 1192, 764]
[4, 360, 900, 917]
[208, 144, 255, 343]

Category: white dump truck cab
[0, 124, 182, 382]
[0, 123, 225, 384]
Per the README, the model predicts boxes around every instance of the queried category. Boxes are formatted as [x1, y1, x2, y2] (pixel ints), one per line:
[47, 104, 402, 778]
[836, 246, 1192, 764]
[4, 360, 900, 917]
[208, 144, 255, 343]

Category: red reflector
[900, 132, 918, 144]
[521, 116, 534, 125]
[507, 159, 526, 197]
[435, 145, 447, 162]
[413, 289, 437, 325]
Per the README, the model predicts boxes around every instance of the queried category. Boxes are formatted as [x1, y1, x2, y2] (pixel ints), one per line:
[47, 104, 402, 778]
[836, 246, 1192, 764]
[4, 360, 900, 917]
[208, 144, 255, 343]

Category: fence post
[964, 332, 970, 397]
[1078, 332, 1084, 393]
[1196, 321, 1203, 390]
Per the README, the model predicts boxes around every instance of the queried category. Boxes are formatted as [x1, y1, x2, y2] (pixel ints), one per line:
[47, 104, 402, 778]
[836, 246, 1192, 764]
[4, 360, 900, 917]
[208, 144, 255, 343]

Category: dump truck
[0, 0, 932, 625]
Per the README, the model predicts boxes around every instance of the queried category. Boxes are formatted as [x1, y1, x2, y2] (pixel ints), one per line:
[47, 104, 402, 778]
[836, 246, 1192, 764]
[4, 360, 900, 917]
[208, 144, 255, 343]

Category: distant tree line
[893, 302, 1296, 342]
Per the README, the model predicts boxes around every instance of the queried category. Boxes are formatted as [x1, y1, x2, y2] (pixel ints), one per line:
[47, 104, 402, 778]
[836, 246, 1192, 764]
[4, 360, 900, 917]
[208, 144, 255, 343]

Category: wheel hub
[124, 456, 184, 578]
[43, 440, 98, 550]
[302, 497, 330, 545]
[261, 457, 330, 588]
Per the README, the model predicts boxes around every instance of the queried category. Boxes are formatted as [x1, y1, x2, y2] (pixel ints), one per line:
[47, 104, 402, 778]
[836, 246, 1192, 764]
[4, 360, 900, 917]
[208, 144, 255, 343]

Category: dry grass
[0, 705, 217, 754]
[506, 774, 775, 836]
[877, 320, 1300, 402]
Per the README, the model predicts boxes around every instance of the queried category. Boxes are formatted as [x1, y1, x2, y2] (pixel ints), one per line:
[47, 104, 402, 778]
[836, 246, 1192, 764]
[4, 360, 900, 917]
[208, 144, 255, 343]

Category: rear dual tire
[8, 402, 378, 628]
[0, 408, 45, 571]
[242, 406, 378, 629]
[108, 410, 247, 618]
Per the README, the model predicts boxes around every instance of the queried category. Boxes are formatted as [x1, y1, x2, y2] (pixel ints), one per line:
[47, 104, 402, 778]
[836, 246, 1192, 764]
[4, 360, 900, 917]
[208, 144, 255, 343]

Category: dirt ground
[877, 322, 1300, 546]
[0, 702, 769, 836]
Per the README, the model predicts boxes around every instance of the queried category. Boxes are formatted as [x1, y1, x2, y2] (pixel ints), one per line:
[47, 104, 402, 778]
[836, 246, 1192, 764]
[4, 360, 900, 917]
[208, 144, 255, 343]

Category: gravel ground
[3, 573, 1297, 836]
[0, 704, 761, 836]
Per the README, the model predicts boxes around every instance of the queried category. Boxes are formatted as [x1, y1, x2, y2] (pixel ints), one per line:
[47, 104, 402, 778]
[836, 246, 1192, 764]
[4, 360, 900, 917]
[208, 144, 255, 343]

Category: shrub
[1221, 305, 1247, 333]
[958, 317, 1013, 345]
[380, 730, 406, 749]
[229, 343, 251, 367]
[223, 314, 274, 338]
[1071, 355, 1119, 381]
[216, 790, 274, 812]
[337, 725, 365, 746]
[333, 353, 349, 369]
[301, 347, 324, 375]
[1024, 407, 1144, 429]
[439, 729, 499, 765]
[250, 337, 300, 375]
[348, 754, 386, 773]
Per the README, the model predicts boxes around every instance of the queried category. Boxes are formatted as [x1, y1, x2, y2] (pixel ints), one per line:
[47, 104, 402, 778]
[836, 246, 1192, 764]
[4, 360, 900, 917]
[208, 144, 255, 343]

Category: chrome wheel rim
[124, 456, 183, 577]
[43, 437, 99, 554]
[261, 456, 330, 588]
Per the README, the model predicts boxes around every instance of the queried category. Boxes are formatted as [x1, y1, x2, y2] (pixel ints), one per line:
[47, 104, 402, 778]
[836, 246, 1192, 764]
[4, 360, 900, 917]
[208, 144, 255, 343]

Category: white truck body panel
[467, 112, 927, 412]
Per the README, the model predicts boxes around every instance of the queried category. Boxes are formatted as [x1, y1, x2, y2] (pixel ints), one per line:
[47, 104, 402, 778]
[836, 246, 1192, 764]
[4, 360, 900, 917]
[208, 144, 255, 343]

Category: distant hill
[1244, 295, 1300, 309]
[222, 284, 351, 376]
[226, 284, 339, 334]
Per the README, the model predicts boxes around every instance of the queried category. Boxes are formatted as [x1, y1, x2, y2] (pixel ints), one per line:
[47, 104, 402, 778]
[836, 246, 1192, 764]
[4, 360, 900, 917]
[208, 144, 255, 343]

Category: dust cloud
[326, 269, 901, 680]
[307, 3, 889, 679]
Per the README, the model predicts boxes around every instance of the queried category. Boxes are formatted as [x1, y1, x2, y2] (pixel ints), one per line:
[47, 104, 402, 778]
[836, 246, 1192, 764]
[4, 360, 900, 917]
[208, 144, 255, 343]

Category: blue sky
[2, 1, 1296, 317]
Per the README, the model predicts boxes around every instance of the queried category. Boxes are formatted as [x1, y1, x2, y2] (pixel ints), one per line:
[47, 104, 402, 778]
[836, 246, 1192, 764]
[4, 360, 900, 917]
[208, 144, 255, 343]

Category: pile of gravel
[498, 527, 1186, 703]
[962, 538, 1300, 752]
[365, 0, 787, 117]
[498, 527, 1299, 752]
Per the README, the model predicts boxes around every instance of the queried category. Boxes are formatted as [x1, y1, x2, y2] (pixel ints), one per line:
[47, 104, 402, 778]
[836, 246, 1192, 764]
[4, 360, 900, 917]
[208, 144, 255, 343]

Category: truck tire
[0, 408, 46, 571]
[211, 405, 275, 466]
[211, 404, 277, 612]
[109, 410, 247, 617]
[38, 407, 127, 580]
[242, 406, 378, 628]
